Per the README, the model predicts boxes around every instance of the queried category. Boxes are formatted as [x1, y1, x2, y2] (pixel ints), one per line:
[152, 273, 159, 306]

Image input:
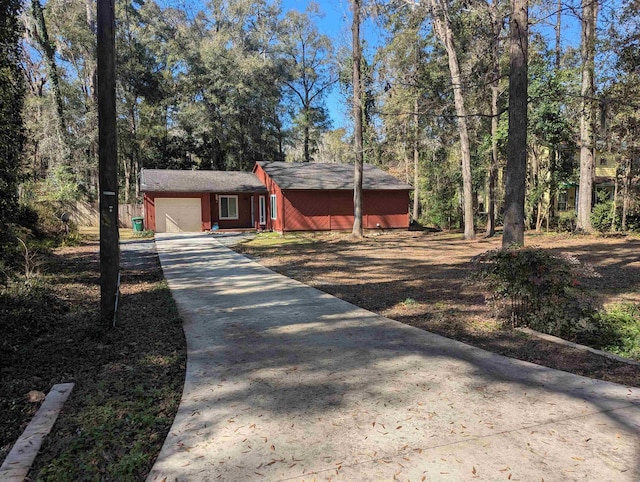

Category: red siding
[210, 192, 255, 229]
[363, 191, 410, 229]
[254, 164, 410, 232]
[279, 189, 409, 232]
[327, 191, 353, 230]
[283, 191, 330, 230]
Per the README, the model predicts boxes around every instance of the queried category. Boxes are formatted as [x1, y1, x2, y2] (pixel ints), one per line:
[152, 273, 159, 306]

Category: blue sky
[281, 0, 386, 128]
[282, 0, 351, 127]
[158, 0, 587, 129]
[281, 0, 586, 129]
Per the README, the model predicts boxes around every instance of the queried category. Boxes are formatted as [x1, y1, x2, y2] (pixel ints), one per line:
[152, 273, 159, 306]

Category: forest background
[1, 0, 639, 238]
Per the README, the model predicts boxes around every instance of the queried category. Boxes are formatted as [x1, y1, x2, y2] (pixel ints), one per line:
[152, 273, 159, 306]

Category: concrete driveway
[148, 233, 640, 481]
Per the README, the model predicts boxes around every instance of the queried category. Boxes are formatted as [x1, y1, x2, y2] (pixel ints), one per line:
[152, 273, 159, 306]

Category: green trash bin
[132, 217, 144, 232]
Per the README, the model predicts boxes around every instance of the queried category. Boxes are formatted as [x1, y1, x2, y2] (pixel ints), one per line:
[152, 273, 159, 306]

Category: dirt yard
[235, 230, 640, 387]
[1, 232, 186, 479]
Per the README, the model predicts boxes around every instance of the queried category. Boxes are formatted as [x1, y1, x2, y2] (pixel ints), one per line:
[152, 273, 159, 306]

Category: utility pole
[97, 0, 119, 325]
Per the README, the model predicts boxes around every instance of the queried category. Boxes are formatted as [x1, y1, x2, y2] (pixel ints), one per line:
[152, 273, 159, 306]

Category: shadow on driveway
[148, 233, 640, 481]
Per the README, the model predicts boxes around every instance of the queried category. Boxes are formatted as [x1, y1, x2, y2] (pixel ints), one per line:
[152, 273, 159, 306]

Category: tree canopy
[2, 0, 638, 236]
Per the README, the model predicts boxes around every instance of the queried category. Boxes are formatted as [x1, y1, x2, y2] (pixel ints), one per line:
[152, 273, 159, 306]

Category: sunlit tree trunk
[413, 97, 420, 222]
[31, 0, 66, 140]
[502, 0, 528, 247]
[352, 0, 363, 237]
[486, 4, 501, 238]
[427, 0, 475, 239]
[576, 0, 598, 233]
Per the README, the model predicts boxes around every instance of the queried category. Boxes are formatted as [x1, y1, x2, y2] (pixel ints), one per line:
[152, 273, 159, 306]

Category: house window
[259, 196, 266, 224]
[219, 195, 238, 220]
[557, 191, 568, 211]
[270, 194, 277, 220]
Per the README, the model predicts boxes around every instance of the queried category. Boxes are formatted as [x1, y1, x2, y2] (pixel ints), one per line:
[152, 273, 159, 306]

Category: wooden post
[97, 0, 119, 325]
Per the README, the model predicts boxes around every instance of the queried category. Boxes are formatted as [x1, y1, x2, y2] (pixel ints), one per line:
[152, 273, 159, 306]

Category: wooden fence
[47, 201, 143, 228]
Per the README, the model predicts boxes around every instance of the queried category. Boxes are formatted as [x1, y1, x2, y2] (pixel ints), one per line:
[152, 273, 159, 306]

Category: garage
[155, 198, 202, 233]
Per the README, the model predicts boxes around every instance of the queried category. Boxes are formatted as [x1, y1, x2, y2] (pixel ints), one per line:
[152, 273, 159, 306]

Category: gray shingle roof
[256, 161, 412, 190]
[140, 169, 267, 193]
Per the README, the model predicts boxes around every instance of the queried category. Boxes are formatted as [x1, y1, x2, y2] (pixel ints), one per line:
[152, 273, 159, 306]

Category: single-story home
[141, 169, 267, 232]
[141, 162, 412, 233]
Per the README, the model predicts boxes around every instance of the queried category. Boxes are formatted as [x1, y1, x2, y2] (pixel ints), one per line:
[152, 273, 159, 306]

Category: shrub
[622, 213, 640, 232]
[556, 212, 577, 232]
[30, 202, 78, 240]
[43, 165, 82, 201]
[15, 204, 39, 229]
[470, 246, 599, 337]
[591, 200, 619, 233]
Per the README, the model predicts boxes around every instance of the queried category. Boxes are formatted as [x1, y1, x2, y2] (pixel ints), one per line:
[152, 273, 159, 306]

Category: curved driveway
[148, 233, 640, 481]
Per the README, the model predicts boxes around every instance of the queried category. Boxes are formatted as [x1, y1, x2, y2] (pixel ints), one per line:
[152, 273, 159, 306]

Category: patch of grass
[402, 297, 417, 306]
[133, 229, 155, 239]
[0, 233, 186, 480]
[596, 303, 640, 360]
[239, 231, 314, 248]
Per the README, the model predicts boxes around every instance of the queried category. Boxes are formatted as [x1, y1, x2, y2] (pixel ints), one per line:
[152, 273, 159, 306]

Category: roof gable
[140, 169, 267, 193]
[256, 161, 412, 190]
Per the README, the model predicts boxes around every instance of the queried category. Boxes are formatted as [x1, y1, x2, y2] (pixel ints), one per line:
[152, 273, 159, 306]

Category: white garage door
[155, 198, 202, 233]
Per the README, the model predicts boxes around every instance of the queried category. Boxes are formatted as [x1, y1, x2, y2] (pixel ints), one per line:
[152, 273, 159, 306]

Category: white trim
[259, 195, 267, 224]
[270, 194, 277, 220]
[219, 195, 239, 220]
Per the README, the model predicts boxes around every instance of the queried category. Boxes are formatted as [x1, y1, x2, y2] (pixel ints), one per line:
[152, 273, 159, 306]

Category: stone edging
[0, 383, 75, 481]
[516, 327, 640, 367]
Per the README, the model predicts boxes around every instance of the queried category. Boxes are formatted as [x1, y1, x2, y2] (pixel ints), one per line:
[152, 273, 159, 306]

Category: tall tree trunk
[531, 148, 540, 230]
[304, 123, 310, 162]
[576, 0, 598, 233]
[31, 0, 66, 139]
[555, 0, 562, 68]
[610, 176, 618, 232]
[404, 127, 410, 184]
[486, 82, 498, 237]
[622, 168, 629, 231]
[303, 99, 311, 162]
[413, 97, 420, 223]
[546, 0, 562, 223]
[486, 1, 501, 238]
[428, 0, 475, 239]
[352, 0, 364, 237]
[86, 0, 97, 102]
[123, 155, 131, 204]
[502, 0, 528, 247]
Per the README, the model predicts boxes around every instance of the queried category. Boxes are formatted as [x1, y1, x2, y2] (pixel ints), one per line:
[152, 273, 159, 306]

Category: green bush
[591, 200, 619, 233]
[470, 246, 598, 337]
[624, 214, 640, 232]
[30, 202, 78, 240]
[556, 212, 577, 232]
[43, 165, 83, 201]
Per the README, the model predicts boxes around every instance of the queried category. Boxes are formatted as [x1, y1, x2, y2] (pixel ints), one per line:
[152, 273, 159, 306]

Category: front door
[259, 195, 266, 225]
